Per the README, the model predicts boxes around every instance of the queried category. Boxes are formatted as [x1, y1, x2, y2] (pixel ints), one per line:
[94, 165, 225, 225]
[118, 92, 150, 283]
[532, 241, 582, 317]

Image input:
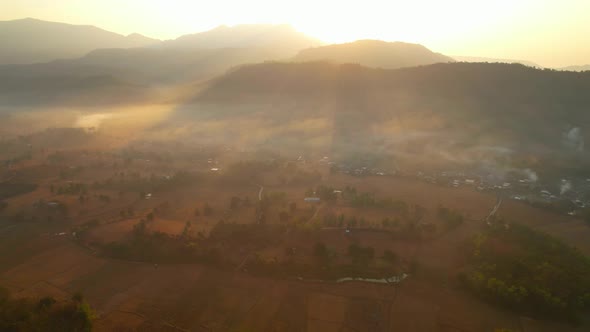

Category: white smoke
[560, 179, 572, 195]
[523, 168, 538, 182]
[563, 127, 584, 151]
[74, 113, 116, 128]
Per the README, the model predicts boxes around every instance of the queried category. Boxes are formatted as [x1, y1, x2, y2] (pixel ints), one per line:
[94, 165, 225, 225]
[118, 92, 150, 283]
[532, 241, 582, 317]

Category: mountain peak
[294, 40, 454, 69]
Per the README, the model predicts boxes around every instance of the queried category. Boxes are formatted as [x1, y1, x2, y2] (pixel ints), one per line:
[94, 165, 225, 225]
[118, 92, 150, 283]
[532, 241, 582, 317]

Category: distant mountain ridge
[160, 24, 321, 51]
[559, 64, 590, 72]
[0, 18, 158, 64]
[293, 40, 454, 69]
[452, 55, 541, 68]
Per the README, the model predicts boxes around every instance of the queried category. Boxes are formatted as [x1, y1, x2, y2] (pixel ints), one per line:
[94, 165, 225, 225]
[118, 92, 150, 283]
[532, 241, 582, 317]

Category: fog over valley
[1, 8, 590, 332]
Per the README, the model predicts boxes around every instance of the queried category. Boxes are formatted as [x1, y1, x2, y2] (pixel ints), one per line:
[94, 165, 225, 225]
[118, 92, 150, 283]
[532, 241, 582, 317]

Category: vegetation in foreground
[461, 221, 590, 322]
[0, 288, 95, 332]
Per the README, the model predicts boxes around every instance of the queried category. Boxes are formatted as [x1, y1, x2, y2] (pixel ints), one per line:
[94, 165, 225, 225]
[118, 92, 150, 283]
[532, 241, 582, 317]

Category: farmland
[0, 128, 589, 331]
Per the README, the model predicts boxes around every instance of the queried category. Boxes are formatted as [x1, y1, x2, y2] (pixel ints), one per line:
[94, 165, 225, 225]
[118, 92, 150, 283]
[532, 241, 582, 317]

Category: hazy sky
[1, 0, 589, 67]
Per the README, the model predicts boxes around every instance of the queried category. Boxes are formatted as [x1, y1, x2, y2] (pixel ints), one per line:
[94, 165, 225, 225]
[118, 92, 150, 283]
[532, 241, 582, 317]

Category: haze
[2, 1, 590, 331]
[2, 0, 590, 67]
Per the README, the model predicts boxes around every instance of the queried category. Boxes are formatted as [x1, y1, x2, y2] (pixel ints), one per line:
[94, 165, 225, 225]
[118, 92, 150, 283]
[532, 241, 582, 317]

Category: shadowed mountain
[61, 46, 297, 83]
[0, 18, 158, 64]
[293, 40, 454, 69]
[0, 70, 151, 107]
[0, 23, 322, 106]
[179, 62, 590, 161]
[161, 24, 321, 52]
[0, 46, 297, 106]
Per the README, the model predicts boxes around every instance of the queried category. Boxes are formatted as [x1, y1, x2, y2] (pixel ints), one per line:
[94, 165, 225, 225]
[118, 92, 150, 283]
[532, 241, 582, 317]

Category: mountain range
[0, 19, 459, 106]
[0, 18, 157, 64]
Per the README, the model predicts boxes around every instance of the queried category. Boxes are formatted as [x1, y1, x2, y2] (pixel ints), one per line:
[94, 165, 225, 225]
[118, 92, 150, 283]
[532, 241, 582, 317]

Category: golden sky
[1, 0, 589, 67]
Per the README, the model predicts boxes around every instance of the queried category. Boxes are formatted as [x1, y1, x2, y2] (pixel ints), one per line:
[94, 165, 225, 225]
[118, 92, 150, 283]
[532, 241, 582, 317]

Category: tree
[182, 221, 192, 239]
[72, 292, 84, 303]
[203, 203, 213, 216]
[383, 249, 398, 263]
[289, 202, 297, 213]
[313, 242, 328, 258]
[230, 196, 241, 210]
[243, 197, 252, 207]
[348, 244, 375, 266]
[279, 211, 290, 222]
[284, 247, 295, 257]
[37, 296, 56, 310]
[57, 203, 68, 216]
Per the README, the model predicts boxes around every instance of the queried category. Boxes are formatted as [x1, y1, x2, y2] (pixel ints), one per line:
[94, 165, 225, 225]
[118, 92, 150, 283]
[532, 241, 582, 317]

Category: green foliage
[382, 249, 398, 264]
[348, 243, 375, 267]
[0, 183, 37, 200]
[437, 206, 464, 231]
[341, 186, 409, 216]
[313, 242, 328, 258]
[314, 185, 337, 202]
[55, 182, 87, 196]
[461, 223, 590, 321]
[0, 287, 94, 331]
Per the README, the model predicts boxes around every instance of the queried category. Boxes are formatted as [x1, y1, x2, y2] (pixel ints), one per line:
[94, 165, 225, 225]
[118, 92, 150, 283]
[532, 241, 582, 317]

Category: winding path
[485, 195, 503, 224]
[257, 184, 264, 201]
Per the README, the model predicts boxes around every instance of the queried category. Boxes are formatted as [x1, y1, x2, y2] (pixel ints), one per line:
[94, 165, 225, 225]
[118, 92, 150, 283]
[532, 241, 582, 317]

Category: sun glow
[2, 0, 589, 67]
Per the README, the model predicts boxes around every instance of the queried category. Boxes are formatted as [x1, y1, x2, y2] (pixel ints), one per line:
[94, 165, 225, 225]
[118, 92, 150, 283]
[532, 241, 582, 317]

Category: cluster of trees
[0, 183, 37, 200]
[347, 243, 375, 267]
[194, 202, 213, 217]
[341, 186, 411, 215]
[246, 241, 400, 279]
[50, 182, 87, 195]
[219, 160, 277, 185]
[322, 213, 368, 228]
[461, 223, 590, 322]
[305, 185, 337, 202]
[93, 171, 199, 194]
[102, 222, 283, 265]
[103, 228, 220, 265]
[0, 288, 94, 331]
[437, 206, 464, 230]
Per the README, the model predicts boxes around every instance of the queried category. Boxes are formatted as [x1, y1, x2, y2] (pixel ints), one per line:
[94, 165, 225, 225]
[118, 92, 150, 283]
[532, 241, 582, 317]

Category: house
[304, 197, 320, 202]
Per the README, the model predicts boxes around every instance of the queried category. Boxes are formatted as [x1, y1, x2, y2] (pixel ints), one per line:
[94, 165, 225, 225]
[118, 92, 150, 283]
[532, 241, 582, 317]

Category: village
[1, 129, 590, 331]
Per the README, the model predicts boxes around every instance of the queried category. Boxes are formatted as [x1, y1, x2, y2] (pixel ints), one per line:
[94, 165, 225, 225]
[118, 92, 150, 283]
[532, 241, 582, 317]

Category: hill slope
[0, 18, 158, 64]
[293, 40, 454, 69]
[190, 62, 590, 160]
